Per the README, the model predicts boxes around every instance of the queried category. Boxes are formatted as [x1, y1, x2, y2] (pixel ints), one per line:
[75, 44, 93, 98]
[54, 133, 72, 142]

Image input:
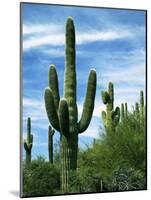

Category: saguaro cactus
[44, 17, 97, 193]
[121, 102, 128, 121]
[48, 125, 55, 164]
[24, 117, 33, 166]
[101, 82, 120, 133]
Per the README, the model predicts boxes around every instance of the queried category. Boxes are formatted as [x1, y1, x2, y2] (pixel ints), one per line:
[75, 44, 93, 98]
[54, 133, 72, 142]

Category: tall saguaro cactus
[48, 125, 55, 164]
[24, 117, 33, 166]
[44, 17, 97, 193]
[101, 82, 120, 133]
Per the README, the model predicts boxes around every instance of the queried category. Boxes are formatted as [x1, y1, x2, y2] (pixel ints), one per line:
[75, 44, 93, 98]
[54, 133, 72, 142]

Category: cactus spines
[101, 82, 120, 133]
[24, 117, 33, 166]
[44, 17, 97, 193]
[48, 126, 55, 163]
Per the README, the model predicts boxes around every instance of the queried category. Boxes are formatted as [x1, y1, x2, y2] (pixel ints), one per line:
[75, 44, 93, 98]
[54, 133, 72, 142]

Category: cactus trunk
[25, 151, 31, 165]
[60, 134, 78, 193]
[44, 17, 96, 193]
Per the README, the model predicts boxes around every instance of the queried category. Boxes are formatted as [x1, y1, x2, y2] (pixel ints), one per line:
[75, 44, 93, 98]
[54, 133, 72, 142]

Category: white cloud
[23, 22, 138, 51]
[23, 97, 47, 122]
[101, 63, 145, 87]
[77, 29, 133, 45]
[23, 24, 62, 35]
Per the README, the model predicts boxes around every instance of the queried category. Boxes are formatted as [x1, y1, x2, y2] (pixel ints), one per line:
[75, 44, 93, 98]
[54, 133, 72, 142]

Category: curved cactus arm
[48, 64, 60, 110]
[58, 99, 69, 137]
[24, 141, 28, 151]
[24, 141, 32, 151]
[102, 111, 107, 127]
[78, 69, 96, 133]
[44, 88, 60, 131]
[101, 91, 110, 104]
[28, 143, 33, 150]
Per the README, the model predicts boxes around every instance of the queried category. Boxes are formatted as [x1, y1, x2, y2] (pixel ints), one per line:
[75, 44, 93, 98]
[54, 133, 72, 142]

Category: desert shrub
[22, 156, 60, 197]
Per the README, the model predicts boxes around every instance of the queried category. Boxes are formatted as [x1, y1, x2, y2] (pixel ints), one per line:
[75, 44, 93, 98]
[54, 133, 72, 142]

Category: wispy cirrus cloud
[23, 22, 141, 51]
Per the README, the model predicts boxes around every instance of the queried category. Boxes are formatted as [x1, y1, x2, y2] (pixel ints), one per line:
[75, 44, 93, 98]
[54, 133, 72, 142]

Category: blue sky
[22, 3, 146, 159]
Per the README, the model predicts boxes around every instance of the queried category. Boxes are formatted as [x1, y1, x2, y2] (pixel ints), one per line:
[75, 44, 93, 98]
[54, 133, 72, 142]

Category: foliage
[77, 111, 146, 192]
[22, 156, 60, 197]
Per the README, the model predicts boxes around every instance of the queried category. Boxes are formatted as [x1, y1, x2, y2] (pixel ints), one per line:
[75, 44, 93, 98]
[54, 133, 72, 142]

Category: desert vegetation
[22, 17, 146, 197]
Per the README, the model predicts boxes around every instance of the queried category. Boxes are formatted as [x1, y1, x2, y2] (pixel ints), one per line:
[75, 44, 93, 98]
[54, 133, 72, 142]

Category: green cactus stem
[44, 17, 97, 193]
[121, 103, 125, 121]
[125, 102, 128, 119]
[140, 90, 144, 119]
[121, 102, 128, 121]
[48, 126, 55, 164]
[101, 82, 120, 133]
[24, 117, 33, 166]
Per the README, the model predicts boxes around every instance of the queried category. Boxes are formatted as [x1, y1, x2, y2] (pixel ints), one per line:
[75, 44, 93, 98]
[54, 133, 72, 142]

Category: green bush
[22, 156, 60, 197]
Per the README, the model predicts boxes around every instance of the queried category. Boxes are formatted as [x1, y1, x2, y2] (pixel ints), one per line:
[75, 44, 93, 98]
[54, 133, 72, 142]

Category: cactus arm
[78, 69, 96, 133]
[108, 82, 114, 110]
[48, 64, 60, 110]
[112, 107, 120, 125]
[27, 117, 31, 138]
[44, 88, 60, 131]
[24, 141, 32, 151]
[101, 91, 110, 104]
[24, 141, 28, 151]
[58, 99, 69, 137]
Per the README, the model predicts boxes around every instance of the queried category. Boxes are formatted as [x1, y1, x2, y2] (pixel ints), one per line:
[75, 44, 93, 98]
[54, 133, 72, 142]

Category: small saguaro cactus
[121, 102, 128, 121]
[101, 82, 120, 133]
[44, 17, 97, 193]
[48, 125, 55, 164]
[24, 117, 33, 166]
